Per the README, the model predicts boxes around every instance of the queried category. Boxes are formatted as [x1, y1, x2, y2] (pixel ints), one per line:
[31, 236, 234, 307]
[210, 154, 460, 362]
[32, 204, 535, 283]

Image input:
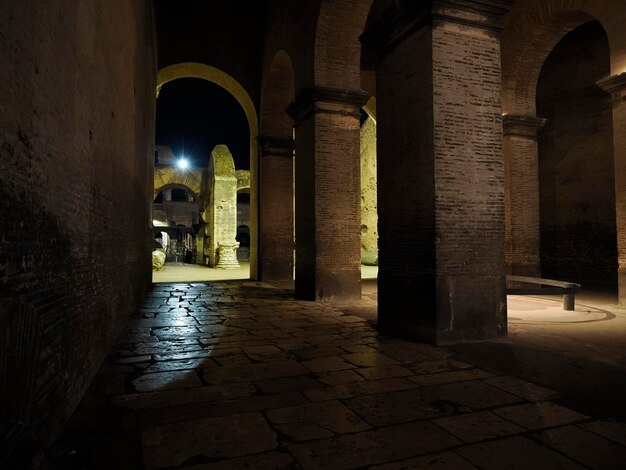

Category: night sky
[155, 78, 250, 169]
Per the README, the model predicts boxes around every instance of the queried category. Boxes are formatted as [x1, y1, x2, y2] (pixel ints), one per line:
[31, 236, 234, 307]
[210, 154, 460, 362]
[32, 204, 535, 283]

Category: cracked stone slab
[434, 410, 525, 443]
[485, 376, 557, 402]
[302, 356, 357, 373]
[535, 425, 626, 468]
[341, 352, 398, 367]
[409, 369, 493, 386]
[180, 451, 296, 469]
[201, 360, 309, 384]
[142, 412, 277, 469]
[254, 375, 323, 394]
[287, 420, 460, 469]
[455, 436, 584, 469]
[267, 400, 371, 438]
[303, 377, 418, 402]
[424, 381, 522, 410]
[132, 370, 202, 392]
[143, 358, 217, 373]
[355, 364, 413, 380]
[316, 369, 366, 385]
[370, 451, 478, 469]
[494, 402, 588, 430]
[112, 383, 256, 410]
[129, 391, 310, 427]
[345, 387, 457, 426]
[579, 419, 626, 446]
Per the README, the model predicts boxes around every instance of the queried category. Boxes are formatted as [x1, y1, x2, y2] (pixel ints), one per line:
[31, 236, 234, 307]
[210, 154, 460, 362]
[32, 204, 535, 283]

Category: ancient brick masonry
[598, 73, 626, 304]
[291, 87, 369, 301]
[537, 22, 615, 285]
[502, 114, 545, 277]
[372, 2, 509, 343]
[259, 138, 295, 281]
[0, 0, 156, 458]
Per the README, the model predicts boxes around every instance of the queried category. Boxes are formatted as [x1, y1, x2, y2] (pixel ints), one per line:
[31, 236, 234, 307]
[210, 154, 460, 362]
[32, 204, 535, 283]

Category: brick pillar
[503, 114, 547, 277]
[367, 1, 510, 343]
[598, 73, 626, 304]
[259, 137, 294, 281]
[289, 87, 369, 301]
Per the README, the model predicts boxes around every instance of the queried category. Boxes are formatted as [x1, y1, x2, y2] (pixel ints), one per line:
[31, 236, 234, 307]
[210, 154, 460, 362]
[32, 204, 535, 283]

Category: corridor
[58, 282, 626, 469]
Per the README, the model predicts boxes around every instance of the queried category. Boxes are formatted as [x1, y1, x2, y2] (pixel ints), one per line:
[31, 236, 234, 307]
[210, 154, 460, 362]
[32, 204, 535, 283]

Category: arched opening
[537, 21, 616, 290]
[236, 189, 251, 261]
[360, 98, 378, 270]
[152, 184, 201, 267]
[156, 63, 259, 279]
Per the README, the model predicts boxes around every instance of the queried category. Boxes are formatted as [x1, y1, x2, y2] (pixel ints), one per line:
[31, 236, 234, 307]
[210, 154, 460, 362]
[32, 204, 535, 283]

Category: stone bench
[506, 275, 581, 311]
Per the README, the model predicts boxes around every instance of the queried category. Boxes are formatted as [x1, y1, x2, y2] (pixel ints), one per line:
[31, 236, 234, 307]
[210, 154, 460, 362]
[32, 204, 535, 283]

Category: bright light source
[177, 157, 189, 170]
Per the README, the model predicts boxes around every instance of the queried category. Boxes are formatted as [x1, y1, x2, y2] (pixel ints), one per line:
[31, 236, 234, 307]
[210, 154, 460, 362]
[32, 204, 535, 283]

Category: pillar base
[295, 269, 361, 301]
[216, 242, 240, 270]
[618, 267, 626, 306]
[378, 275, 507, 345]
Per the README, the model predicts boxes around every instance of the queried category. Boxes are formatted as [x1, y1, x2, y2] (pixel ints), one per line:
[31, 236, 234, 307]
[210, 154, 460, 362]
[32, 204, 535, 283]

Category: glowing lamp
[177, 157, 189, 170]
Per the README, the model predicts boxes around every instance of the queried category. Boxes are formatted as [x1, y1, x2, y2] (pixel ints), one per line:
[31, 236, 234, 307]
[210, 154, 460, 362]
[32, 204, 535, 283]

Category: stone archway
[153, 168, 203, 201]
[501, 0, 626, 302]
[156, 63, 260, 279]
[537, 21, 615, 287]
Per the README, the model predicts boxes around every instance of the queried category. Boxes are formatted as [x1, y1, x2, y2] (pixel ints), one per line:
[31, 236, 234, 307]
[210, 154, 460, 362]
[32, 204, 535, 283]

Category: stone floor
[57, 281, 626, 469]
[152, 263, 251, 283]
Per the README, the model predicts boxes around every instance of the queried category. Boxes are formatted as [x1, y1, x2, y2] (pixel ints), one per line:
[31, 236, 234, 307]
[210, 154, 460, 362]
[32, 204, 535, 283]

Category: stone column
[207, 145, 239, 269]
[259, 136, 294, 281]
[503, 114, 547, 277]
[598, 73, 626, 304]
[289, 87, 369, 300]
[366, 0, 511, 343]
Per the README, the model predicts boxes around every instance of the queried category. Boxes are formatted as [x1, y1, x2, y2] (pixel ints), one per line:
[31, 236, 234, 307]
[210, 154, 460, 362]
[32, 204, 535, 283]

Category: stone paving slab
[535, 425, 626, 469]
[455, 436, 584, 469]
[142, 412, 277, 469]
[287, 420, 461, 469]
[59, 281, 626, 469]
[434, 410, 525, 443]
[494, 401, 589, 430]
[370, 451, 478, 469]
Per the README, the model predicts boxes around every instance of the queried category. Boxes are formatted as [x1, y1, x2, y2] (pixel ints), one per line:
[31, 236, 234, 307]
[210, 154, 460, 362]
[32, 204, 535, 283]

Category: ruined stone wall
[0, 0, 156, 460]
[537, 21, 615, 285]
[360, 116, 378, 265]
[207, 145, 239, 267]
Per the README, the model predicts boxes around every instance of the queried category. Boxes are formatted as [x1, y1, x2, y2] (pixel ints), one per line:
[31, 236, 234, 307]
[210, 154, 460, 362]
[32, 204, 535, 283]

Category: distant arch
[153, 183, 198, 202]
[153, 167, 203, 200]
[156, 63, 259, 278]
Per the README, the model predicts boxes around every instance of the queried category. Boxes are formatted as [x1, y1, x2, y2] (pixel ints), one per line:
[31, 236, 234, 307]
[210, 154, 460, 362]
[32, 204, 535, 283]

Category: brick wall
[378, 19, 506, 343]
[259, 51, 295, 281]
[536, 21, 615, 286]
[260, 155, 294, 280]
[504, 130, 541, 275]
[0, 0, 155, 461]
[295, 103, 363, 301]
[432, 24, 507, 341]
